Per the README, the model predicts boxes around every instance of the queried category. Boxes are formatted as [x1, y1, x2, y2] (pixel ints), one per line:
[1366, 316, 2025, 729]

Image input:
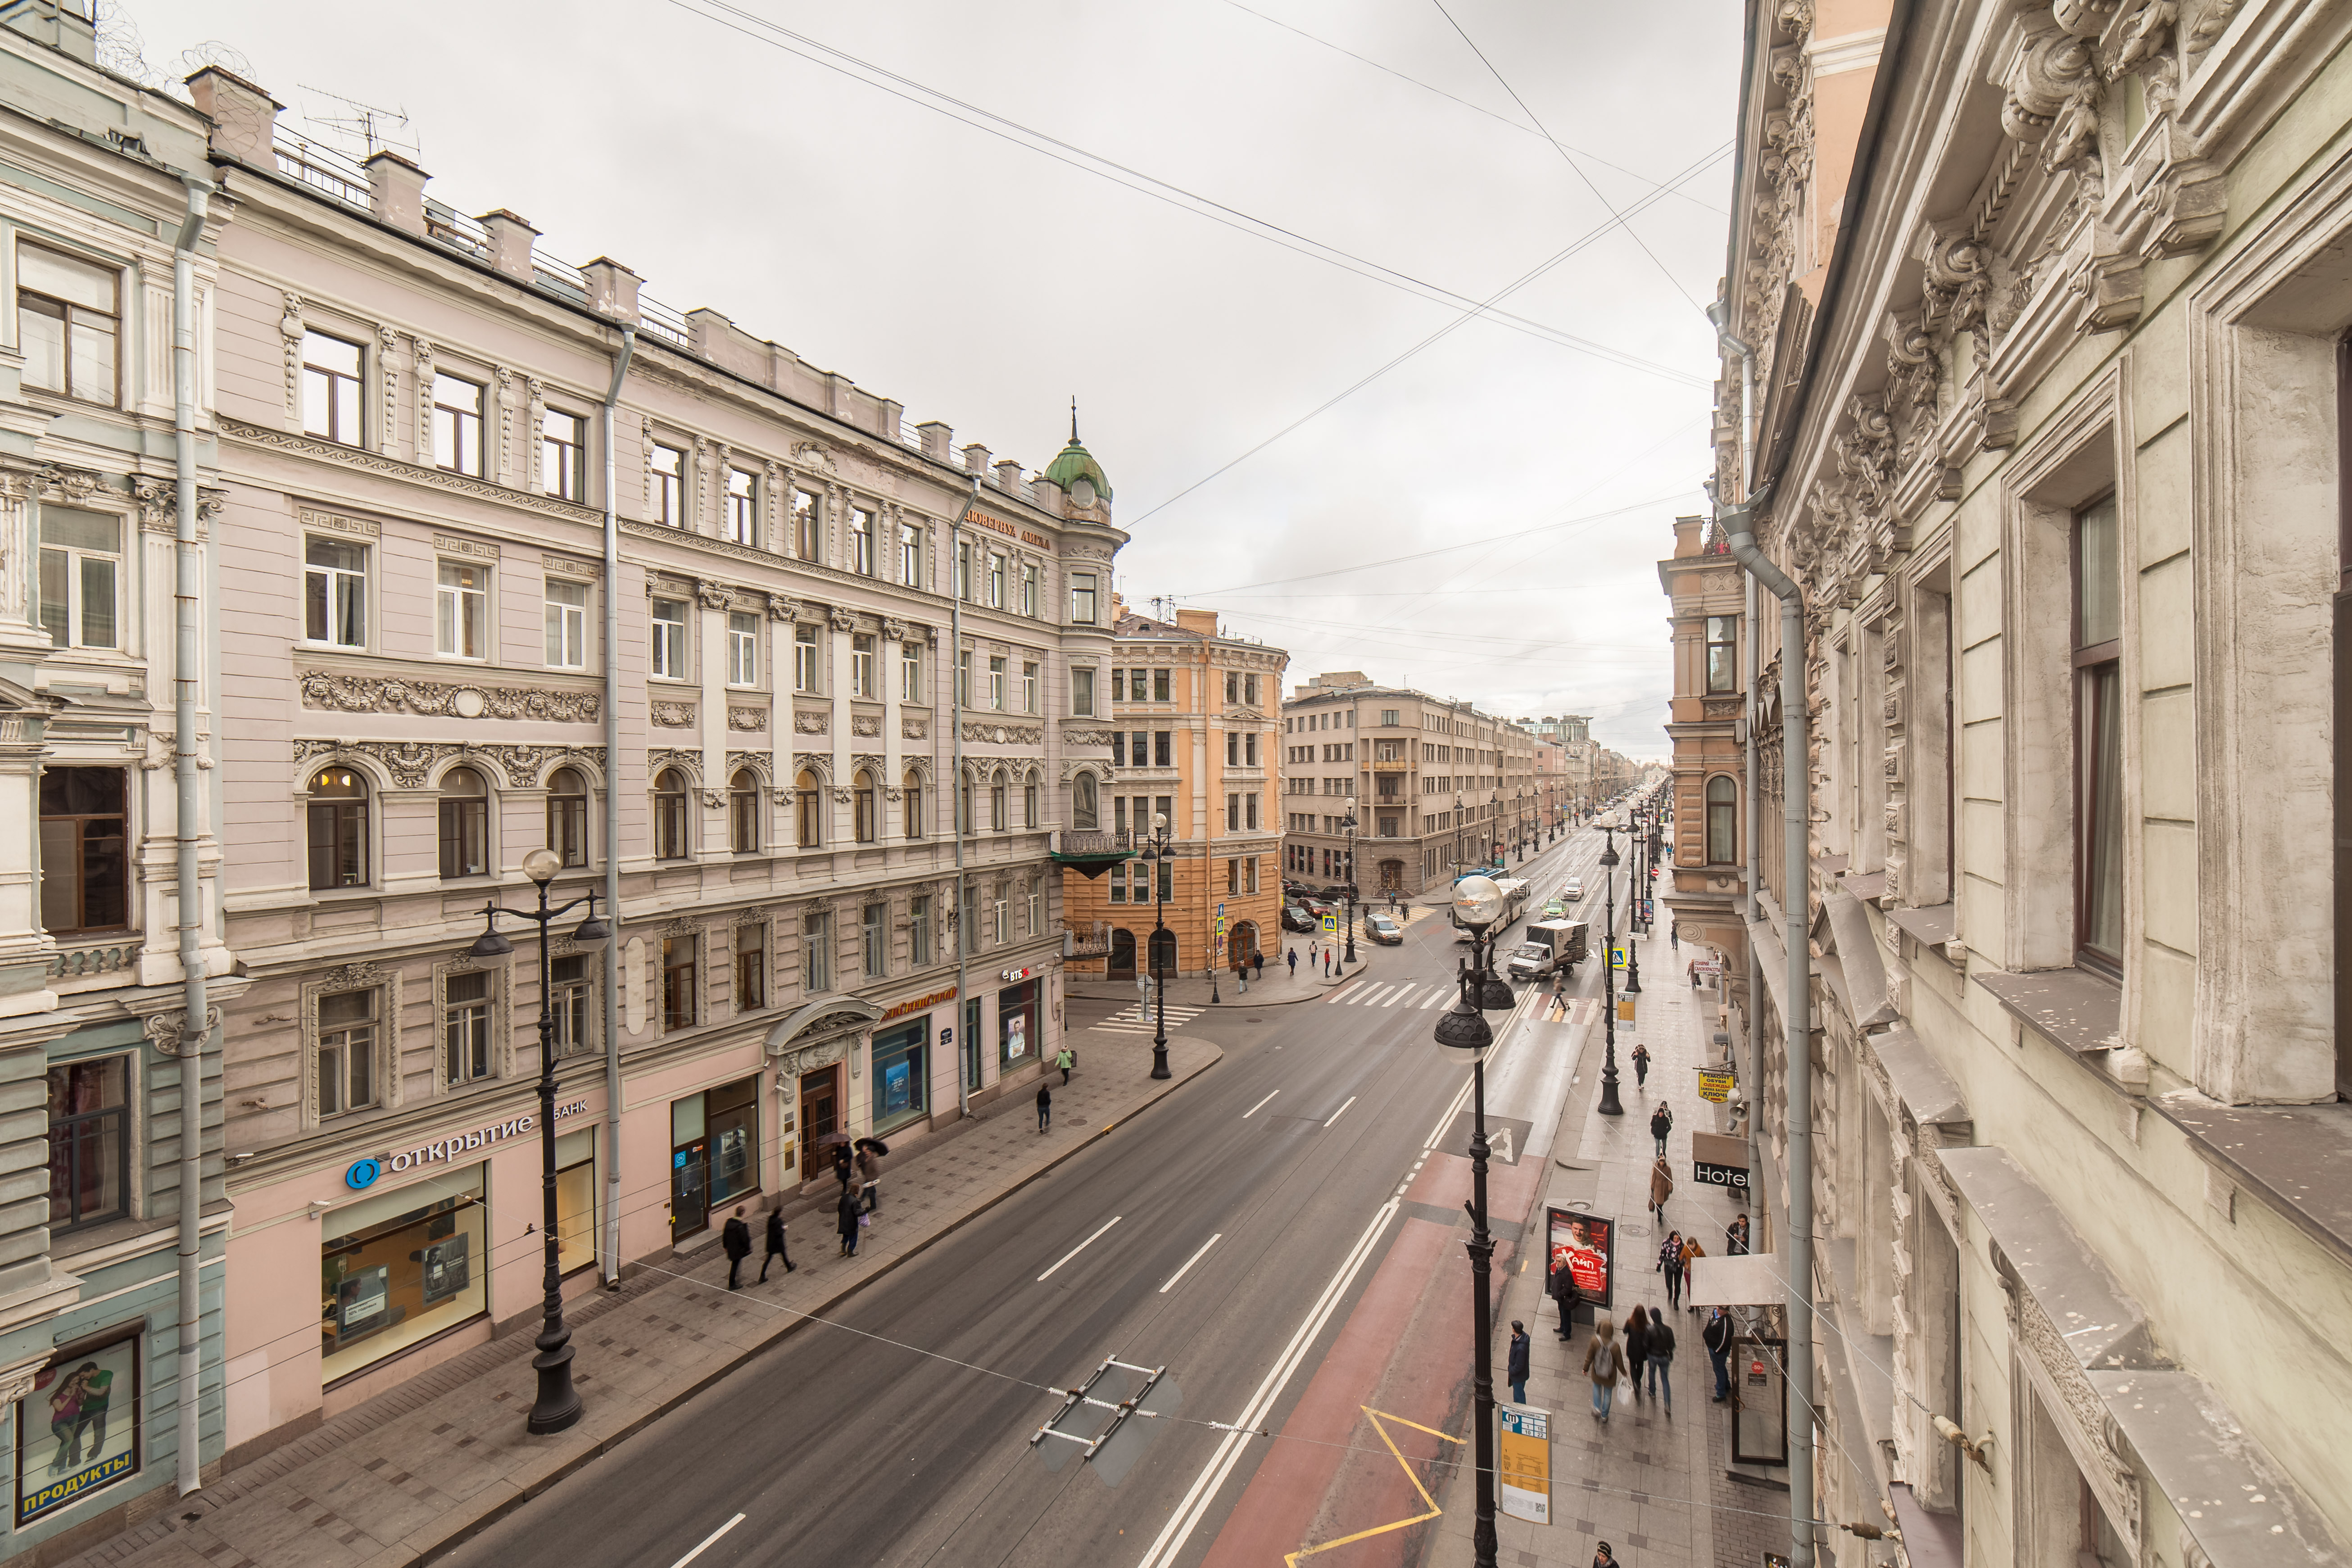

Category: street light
[1341, 808, 1359, 965]
[468, 847, 609, 1436]
[1141, 811, 1173, 1079]
[1435, 874, 1515, 1568]
[1513, 788, 1527, 862]
[1489, 791, 1501, 868]
[1595, 814, 1626, 1118]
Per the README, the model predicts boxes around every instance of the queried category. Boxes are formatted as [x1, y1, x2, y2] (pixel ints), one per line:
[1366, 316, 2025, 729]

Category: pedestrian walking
[721, 1205, 752, 1290]
[1622, 1307, 1651, 1404]
[1592, 1543, 1619, 1568]
[1548, 1254, 1578, 1340]
[1649, 1155, 1674, 1225]
[1645, 1308, 1676, 1417]
[1507, 1321, 1531, 1405]
[1704, 1307, 1735, 1402]
[1036, 1080, 1052, 1133]
[1252, 950, 1264, 980]
[1056, 1045, 1074, 1085]
[1650, 1102, 1673, 1157]
[1658, 1230, 1684, 1310]
[831, 1141, 856, 1192]
[1669, 924, 1680, 952]
[835, 1184, 861, 1257]
[1679, 1235, 1705, 1310]
[1582, 1319, 1622, 1423]
[1726, 1212, 1751, 1255]
[856, 1137, 884, 1214]
[1630, 1043, 1651, 1088]
[1287, 947, 1298, 979]
[1687, 959, 1700, 990]
[758, 1206, 794, 1282]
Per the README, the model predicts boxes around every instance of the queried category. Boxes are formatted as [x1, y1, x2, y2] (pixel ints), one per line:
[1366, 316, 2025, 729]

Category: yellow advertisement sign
[1698, 1066, 1735, 1103]
[1615, 996, 1637, 1025]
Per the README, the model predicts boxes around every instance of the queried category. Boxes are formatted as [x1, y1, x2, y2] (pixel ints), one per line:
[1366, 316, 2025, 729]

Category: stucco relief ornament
[728, 707, 768, 732]
[851, 715, 882, 737]
[278, 293, 304, 417]
[652, 702, 696, 728]
[828, 605, 857, 633]
[701, 789, 728, 811]
[695, 579, 733, 610]
[882, 617, 909, 643]
[793, 711, 829, 736]
[767, 593, 801, 622]
[790, 440, 836, 472]
[299, 671, 600, 725]
[901, 717, 929, 740]
[830, 786, 852, 805]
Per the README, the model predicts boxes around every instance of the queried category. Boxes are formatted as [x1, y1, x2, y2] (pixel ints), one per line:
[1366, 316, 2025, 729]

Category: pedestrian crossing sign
[1610, 946, 1627, 970]
[1320, 913, 1339, 935]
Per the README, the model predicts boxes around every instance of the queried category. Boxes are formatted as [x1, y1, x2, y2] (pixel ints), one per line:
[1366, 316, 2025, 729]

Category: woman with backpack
[1581, 1318, 1624, 1423]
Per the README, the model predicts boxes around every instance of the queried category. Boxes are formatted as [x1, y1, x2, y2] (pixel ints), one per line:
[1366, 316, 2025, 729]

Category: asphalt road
[439, 825, 1629, 1568]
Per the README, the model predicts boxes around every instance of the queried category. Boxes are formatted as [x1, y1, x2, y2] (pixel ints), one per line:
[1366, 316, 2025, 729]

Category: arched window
[307, 767, 369, 890]
[438, 766, 489, 879]
[903, 769, 925, 839]
[1073, 772, 1099, 830]
[547, 766, 588, 867]
[990, 769, 1008, 833]
[654, 768, 689, 860]
[1705, 775, 1736, 865]
[796, 767, 823, 849]
[1023, 769, 1040, 829]
[854, 769, 877, 843]
[730, 769, 761, 853]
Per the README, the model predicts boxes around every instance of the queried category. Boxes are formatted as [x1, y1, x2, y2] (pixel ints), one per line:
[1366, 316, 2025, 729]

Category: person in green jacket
[1055, 1046, 1074, 1085]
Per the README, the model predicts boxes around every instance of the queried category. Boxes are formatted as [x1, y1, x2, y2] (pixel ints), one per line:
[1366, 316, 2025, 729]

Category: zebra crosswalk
[1325, 979, 1448, 1010]
[1091, 1002, 1209, 1036]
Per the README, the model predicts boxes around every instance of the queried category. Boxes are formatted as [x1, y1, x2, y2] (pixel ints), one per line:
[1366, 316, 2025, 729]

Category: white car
[1563, 878, 1584, 902]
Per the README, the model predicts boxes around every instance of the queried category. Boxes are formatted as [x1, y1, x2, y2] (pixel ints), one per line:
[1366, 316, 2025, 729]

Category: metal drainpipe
[1744, 567, 1763, 1177]
[170, 171, 212, 1499]
[598, 326, 633, 1286]
[952, 476, 978, 1116]
[1719, 482, 1815, 1568]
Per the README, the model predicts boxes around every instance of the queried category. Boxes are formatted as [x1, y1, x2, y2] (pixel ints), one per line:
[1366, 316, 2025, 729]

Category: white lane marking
[1420, 991, 1446, 1010]
[1323, 1095, 1358, 1129]
[1352, 985, 1392, 1007]
[1323, 984, 1358, 1004]
[1242, 1090, 1280, 1119]
[668, 1514, 745, 1568]
[1133, 1200, 1400, 1568]
[1037, 1215, 1122, 1282]
[1384, 983, 1419, 1006]
[1159, 1233, 1224, 1294]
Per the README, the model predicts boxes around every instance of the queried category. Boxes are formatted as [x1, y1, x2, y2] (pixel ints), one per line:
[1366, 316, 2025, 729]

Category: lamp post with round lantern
[1341, 808, 1360, 966]
[1596, 814, 1627, 1117]
[1141, 811, 1173, 1079]
[1434, 874, 1518, 1568]
[468, 847, 609, 1435]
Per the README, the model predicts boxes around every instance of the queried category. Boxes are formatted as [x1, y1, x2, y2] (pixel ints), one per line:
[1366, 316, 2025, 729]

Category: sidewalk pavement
[1423, 893, 1752, 1568]
[62, 1033, 1221, 1568]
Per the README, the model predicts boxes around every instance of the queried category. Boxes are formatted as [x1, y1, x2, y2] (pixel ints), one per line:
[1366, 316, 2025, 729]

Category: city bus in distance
[1453, 877, 1532, 940]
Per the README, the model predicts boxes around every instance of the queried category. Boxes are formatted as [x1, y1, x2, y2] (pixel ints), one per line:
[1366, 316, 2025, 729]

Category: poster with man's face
[17, 1335, 139, 1526]
[1546, 1207, 1613, 1309]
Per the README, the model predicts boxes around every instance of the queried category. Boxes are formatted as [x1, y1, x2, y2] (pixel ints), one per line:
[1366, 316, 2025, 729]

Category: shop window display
[872, 1022, 927, 1134]
[320, 1169, 489, 1384]
[14, 1332, 139, 1527]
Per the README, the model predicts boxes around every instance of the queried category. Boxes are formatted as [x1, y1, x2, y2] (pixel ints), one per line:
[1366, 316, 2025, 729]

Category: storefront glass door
[671, 1093, 708, 1238]
[798, 1066, 839, 1182]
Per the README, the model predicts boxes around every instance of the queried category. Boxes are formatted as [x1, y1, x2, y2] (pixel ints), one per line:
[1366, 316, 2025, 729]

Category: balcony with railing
[1049, 828, 1134, 876]
[1062, 920, 1114, 957]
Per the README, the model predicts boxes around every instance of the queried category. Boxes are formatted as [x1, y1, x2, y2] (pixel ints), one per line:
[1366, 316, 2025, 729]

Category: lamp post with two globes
[1596, 814, 1627, 1118]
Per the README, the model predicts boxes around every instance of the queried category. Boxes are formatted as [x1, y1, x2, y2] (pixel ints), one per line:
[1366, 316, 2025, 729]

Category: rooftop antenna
[295, 85, 421, 161]
[1070, 396, 1080, 444]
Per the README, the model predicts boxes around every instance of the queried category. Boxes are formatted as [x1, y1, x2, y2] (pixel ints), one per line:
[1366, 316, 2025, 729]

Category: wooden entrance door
[1107, 927, 1137, 979]
[798, 1065, 841, 1183]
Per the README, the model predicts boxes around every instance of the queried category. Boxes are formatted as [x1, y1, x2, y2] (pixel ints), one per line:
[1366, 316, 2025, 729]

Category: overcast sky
[117, 0, 1737, 760]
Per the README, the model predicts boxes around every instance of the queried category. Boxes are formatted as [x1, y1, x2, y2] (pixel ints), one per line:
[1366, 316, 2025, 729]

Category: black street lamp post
[1597, 815, 1626, 1118]
[1342, 809, 1359, 966]
[469, 849, 609, 1436]
[1142, 811, 1172, 1079]
[1434, 875, 1518, 1568]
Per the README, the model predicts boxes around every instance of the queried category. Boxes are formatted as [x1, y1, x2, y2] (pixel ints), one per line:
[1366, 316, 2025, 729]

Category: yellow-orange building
[1060, 603, 1287, 979]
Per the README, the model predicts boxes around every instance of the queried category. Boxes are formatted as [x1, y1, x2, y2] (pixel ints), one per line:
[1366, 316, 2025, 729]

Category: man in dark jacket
[1704, 1307, 1736, 1401]
[1507, 1321, 1531, 1405]
[758, 1207, 793, 1282]
[1036, 1080, 1052, 1133]
[836, 1184, 861, 1256]
[1645, 1311, 1676, 1416]
[1548, 1257, 1578, 1339]
[1649, 1103, 1673, 1157]
[721, 1205, 752, 1290]
[1726, 1212, 1751, 1255]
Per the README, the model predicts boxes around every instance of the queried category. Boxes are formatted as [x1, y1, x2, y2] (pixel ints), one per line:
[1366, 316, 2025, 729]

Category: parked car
[1365, 914, 1404, 946]
[1563, 878, 1584, 902]
[1281, 905, 1317, 933]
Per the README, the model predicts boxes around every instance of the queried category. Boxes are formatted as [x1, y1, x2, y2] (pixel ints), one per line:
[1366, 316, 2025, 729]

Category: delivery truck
[1505, 919, 1589, 982]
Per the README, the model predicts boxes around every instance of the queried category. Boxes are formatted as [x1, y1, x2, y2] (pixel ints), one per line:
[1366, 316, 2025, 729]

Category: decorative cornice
[220, 416, 604, 525]
[299, 670, 601, 724]
[295, 738, 607, 789]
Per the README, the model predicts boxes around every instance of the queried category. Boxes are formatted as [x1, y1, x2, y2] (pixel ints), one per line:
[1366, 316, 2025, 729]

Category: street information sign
[1320, 913, 1339, 936]
[1498, 1405, 1551, 1524]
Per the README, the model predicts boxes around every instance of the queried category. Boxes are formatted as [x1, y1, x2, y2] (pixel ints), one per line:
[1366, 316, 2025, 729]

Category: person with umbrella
[855, 1136, 888, 1214]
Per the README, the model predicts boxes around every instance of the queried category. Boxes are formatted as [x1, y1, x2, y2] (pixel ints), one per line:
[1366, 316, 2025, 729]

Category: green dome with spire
[1043, 399, 1112, 503]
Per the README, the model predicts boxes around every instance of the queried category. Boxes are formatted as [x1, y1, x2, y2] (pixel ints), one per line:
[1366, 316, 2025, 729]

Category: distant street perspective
[0, 2, 2345, 1567]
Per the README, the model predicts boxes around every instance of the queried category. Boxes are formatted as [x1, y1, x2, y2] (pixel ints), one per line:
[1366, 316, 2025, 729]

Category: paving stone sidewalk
[1423, 902, 1749, 1568]
[61, 1033, 1220, 1568]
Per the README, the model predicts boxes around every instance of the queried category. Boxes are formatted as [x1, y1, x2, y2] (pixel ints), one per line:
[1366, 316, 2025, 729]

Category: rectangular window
[36, 506, 120, 651]
[302, 331, 363, 444]
[987, 553, 1005, 607]
[545, 578, 589, 668]
[662, 936, 697, 1031]
[652, 442, 685, 526]
[551, 954, 594, 1056]
[432, 373, 485, 477]
[1071, 665, 1096, 717]
[1027, 886, 1041, 934]
[1154, 669, 1171, 702]
[2075, 496, 2123, 968]
[542, 409, 587, 501]
[1382, 707, 1398, 726]
[1070, 572, 1098, 624]
[804, 912, 831, 993]
[46, 1056, 128, 1237]
[1706, 615, 1739, 693]
[902, 641, 923, 702]
[1246, 734, 1260, 765]
[443, 970, 492, 1085]
[956, 541, 972, 601]
[1112, 669, 1128, 702]
[304, 537, 368, 648]
[725, 468, 757, 547]
[1022, 661, 1039, 713]
[900, 521, 922, 586]
[40, 767, 127, 934]
[1228, 733, 1239, 767]
[435, 561, 490, 659]
[794, 624, 820, 693]
[1226, 672, 1238, 705]
[989, 655, 1006, 710]
[1246, 794, 1260, 829]
[851, 507, 875, 574]
[18, 244, 118, 406]
[1228, 793, 1240, 831]
[734, 927, 766, 1012]
[1021, 561, 1038, 616]
[1154, 731, 1172, 767]
[852, 634, 876, 698]
[910, 894, 932, 966]
[793, 488, 820, 561]
[957, 650, 972, 709]
[863, 902, 886, 977]
[728, 612, 760, 686]
[1130, 730, 1148, 768]
[651, 598, 689, 679]
[317, 988, 379, 1116]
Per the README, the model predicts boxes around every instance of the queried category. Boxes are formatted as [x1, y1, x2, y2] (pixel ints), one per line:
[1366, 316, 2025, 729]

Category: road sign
[1217, 901, 1226, 917]
[1321, 913, 1339, 935]
[1610, 946, 1627, 970]
[1498, 1405, 1550, 1524]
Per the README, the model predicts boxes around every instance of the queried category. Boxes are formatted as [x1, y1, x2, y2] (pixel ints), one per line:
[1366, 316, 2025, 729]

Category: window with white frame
[436, 561, 491, 659]
[987, 553, 1005, 607]
[852, 634, 876, 698]
[302, 331, 363, 444]
[863, 902, 886, 977]
[910, 893, 932, 965]
[804, 910, 831, 993]
[651, 597, 688, 679]
[551, 954, 594, 1056]
[304, 537, 368, 648]
[1071, 665, 1096, 717]
[792, 487, 820, 560]
[900, 521, 922, 586]
[850, 507, 875, 574]
[1022, 660, 1039, 713]
[542, 409, 586, 501]
[1020, 561, 1038, 616]
[794, 624, 820, 693]
[36, 507, 120, 651]
[432, 373, 486, 476]
[989, 655, 1006, 711]
[442, 968, 494, 1085]
[901, 640, 922, 702]
[1070, 572, 1098, 624]
[726, 468, 757, 547]
[17, 243, 118, 406]
[545, 578, 589, 668]
[317, 987, 381, 1116]
[956, 541, 971, 601]
[727, 612, 760, 687]
[652, 442, 684, 526]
